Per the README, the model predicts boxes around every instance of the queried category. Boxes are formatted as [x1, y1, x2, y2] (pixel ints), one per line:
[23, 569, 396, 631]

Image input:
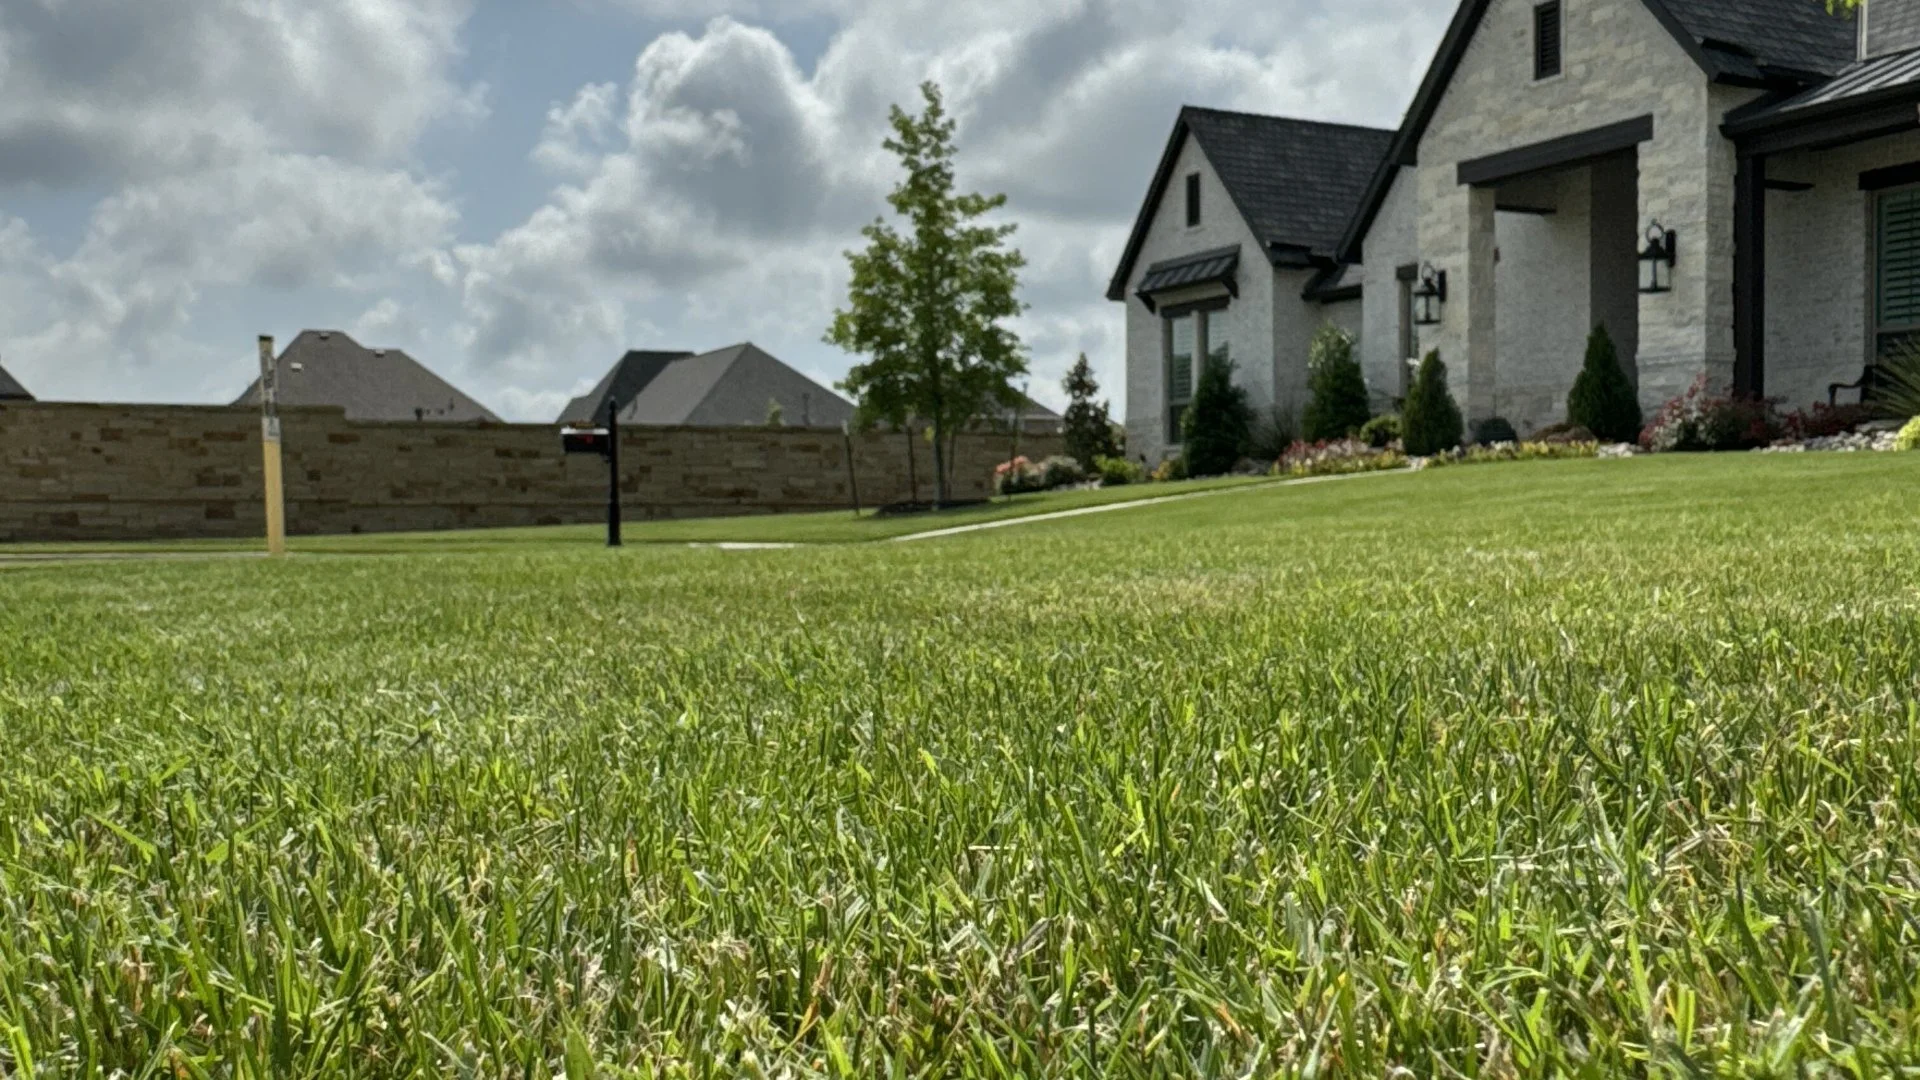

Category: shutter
[1878, 188, 1920, 332]
[1534, 2, 1562, 79]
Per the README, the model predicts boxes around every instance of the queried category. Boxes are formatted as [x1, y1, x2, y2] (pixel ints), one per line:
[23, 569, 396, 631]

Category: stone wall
[0, 401, 1060, 542]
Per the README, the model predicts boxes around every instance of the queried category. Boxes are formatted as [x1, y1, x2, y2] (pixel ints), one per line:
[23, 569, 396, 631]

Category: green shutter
[1878, 189, 1920, 330]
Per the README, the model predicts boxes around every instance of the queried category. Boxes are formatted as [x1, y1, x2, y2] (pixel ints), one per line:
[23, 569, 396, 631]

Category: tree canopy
[826, 82, 1027, 504]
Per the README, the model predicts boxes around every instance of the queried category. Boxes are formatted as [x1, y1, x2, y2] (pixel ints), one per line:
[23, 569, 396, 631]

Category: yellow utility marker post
[257, 335, 287, 556]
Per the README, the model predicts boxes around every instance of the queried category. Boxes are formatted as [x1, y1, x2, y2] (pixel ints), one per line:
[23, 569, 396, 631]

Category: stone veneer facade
[0, 402, 1059, 543]
[1123, 135, 1359, 465]
[1363, 0, 1774, 426]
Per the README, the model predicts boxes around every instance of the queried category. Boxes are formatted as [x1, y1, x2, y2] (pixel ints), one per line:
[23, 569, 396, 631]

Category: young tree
[1566, 323, 1643, 442]
[1402, 351, 1465, 457]
[1181, 357, 1252, 477]
[1061, 354, 1118, 469]
[826, 82, 1028, 505]
[1301, 325, 1371, 442]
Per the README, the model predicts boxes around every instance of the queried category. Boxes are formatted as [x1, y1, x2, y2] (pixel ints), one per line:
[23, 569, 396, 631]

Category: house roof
[557, 349, 695, 424]
[617, 342, 854, 427]
[0, 363, 31, 401]
[1723, 46, 1920, 143]
[1106, 107, 1394, 301]
[232, 330, 500, 423]
[1336, 0, 1859, 263]
[1658, 0, 1857, 80]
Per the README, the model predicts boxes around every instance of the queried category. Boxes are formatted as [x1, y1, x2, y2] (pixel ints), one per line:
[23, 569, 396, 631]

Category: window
[1534, 1, 1563, 80]
[1185, 173, 1201, 228]
[1167, 314, 1196, 440]
[1876, 186, 1920, 356]
[1165, 306, 1231, 443]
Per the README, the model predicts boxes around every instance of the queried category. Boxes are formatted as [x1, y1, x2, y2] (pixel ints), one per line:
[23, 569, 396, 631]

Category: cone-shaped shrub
[1181, 357, 1252, 477]
[1302, 325, 1372, 441]
[1566, 323, 1642, 443]
[1402, 350, 1464, 457]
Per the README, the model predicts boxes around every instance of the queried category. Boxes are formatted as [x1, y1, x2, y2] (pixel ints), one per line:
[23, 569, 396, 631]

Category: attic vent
[373, 349, 387, 358]
[317, 332, 331, 341]
[290, 362, 304, 373]
[1534, 1, 1563, 79]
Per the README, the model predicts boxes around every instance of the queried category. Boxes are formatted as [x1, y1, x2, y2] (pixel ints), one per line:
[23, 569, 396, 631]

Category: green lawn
[0, 474, 1272, 557]
[5, 453, 1920, 1075]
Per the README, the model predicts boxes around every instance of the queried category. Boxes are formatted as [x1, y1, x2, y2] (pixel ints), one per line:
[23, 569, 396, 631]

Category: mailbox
[562, 427, 612, 458]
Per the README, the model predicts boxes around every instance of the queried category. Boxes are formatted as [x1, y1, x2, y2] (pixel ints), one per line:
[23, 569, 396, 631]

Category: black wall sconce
[1413, 262, 1447, 326]
[1640, 222, 1677, 294]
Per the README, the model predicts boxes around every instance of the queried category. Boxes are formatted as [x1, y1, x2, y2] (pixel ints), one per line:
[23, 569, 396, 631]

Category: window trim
[1163, 301, 1229, 445]
[1533, 0, 1563, 82]
[1184, 172, 1202, 229]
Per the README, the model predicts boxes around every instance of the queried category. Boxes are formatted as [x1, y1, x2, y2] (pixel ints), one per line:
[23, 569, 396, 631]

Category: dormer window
[1534, 1, 1563, 79]
[1185, 173, 1201, 228]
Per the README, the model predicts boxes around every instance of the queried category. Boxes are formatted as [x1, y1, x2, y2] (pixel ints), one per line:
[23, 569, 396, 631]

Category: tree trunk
[931, 420, 949, 507]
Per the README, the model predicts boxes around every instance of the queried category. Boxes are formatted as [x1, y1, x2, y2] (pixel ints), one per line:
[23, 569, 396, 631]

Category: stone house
[1119, 0, 1920, 455]
[1108, 108, 1394, 463]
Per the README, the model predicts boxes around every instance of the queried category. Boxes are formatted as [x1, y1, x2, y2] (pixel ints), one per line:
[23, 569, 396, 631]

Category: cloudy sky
[0, 0, 1449, 421]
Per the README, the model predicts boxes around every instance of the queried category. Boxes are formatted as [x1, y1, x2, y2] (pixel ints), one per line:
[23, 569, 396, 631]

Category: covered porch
[1727, 51, 1920, 409]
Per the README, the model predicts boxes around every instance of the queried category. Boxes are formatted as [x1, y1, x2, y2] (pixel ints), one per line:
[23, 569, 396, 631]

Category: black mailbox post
[562, 397, 622, 547]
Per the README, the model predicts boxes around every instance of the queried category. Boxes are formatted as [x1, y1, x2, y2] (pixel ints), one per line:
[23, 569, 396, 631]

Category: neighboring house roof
[556, 349, 695, 424]
[1106, 107, 1394, 301]
[0, 363, 31, 401]
[617, 342, 855, 428]
[1336, 0, 1859, 263]
[232, 330, 501, 423]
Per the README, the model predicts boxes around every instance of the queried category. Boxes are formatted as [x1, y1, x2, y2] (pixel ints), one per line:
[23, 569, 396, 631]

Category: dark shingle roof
[232, 330, 500, 423]
[557, 349, 695, 424]
[1657, 0, 1857, 79]
[0, 363, 31, 401]
[1107, 108, 1394, 301]
[618, 343, 855, 428]
[1184, 109, 1395, 261]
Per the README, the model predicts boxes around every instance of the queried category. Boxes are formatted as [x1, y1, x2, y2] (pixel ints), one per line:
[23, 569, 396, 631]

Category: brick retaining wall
[0, 402, 1061, 542]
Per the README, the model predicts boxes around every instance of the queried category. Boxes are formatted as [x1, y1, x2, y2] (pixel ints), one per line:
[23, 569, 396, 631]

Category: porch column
[1418, 175, 1499, 420]
[1461, 186, 1499, 420]
[1732, 152, 1766, 398]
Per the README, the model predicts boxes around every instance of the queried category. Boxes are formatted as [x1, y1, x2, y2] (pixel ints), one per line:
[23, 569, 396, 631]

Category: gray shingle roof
[232, 330, 500, 423]
[1658, 0, 1857, 78]
[1107, 108, 1393, 301]
[557, 350, 695, 424]
[617, 343, 855, 428]
[1184, 108, 1396, 261]
[0, 363, 31, 401]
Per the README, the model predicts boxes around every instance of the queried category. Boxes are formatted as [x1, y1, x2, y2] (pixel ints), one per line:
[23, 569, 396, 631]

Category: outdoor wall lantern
[1639, 222, 1677, 294]
[1413, 262, 1447, 326]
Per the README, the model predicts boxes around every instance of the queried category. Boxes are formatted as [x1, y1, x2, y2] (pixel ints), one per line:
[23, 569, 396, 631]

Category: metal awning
[1135, 246, 1240, 312]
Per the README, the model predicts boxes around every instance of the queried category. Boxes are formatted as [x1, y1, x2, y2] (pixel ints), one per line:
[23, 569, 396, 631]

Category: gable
[1337, 0, 1855, 262]
[1107, 108, 1393, 301]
